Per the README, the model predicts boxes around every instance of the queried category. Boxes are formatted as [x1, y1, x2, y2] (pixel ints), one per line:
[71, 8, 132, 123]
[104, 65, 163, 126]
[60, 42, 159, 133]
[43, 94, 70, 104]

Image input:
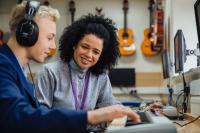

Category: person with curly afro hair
[35, 14, 121, 110]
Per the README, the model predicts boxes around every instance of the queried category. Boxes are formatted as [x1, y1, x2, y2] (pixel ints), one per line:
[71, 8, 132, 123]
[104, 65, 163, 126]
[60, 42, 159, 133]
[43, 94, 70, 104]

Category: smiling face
[73, 34, 103, 69]
[27, 17, 56, 63]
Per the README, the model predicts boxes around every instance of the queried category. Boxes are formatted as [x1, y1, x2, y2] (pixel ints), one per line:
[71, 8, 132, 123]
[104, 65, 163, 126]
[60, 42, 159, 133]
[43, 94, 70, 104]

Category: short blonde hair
[9, 1, 60, 34]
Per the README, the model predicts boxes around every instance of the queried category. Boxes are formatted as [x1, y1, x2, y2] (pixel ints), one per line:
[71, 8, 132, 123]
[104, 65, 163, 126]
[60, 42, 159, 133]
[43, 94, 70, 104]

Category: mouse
[162, 106, 179, 120]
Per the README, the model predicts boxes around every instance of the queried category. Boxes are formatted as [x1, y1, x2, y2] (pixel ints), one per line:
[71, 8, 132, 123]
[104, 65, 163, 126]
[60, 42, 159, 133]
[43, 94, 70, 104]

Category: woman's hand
[87, 104, 141, 125]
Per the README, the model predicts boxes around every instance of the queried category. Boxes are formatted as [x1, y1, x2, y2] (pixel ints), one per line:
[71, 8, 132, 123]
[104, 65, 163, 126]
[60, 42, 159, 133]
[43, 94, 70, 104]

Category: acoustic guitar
[0, 29, 4, 46]
[118, 0, 136, 56]
[141, 0, 161, 56]
[69, 0, 76, 24]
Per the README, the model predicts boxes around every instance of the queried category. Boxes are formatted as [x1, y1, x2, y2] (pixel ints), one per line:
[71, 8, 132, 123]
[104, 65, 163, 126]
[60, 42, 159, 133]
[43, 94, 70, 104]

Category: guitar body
[118, 28, 136, 55]
[141, 28, 160, 55]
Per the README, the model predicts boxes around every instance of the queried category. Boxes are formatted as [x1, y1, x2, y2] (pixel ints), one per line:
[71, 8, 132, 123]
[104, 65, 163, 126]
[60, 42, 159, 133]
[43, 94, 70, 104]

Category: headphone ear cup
[16, 19, 39, 47]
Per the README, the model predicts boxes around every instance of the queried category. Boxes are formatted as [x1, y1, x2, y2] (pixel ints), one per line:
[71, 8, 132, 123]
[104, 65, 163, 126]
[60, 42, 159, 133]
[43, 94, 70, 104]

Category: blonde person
[0, 1, 140, 133]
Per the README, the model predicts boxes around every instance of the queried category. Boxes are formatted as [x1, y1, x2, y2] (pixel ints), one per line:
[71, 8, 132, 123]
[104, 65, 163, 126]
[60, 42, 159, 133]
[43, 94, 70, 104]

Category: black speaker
[16, 1, 40, 47]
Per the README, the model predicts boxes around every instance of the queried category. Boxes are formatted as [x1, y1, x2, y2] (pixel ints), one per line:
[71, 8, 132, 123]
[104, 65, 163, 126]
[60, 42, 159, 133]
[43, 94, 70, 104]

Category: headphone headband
[16, 1, 40, 47]
[25, 1, 40, 19]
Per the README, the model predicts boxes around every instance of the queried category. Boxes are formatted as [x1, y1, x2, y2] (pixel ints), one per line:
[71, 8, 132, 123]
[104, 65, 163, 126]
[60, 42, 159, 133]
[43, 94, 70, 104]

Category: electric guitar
[69, 0, 76, 24]
[141, 0, 161, 55]
[150, 0, 164, 50]
[118, 0, 136, 56]
[0, 29, 4, 46]
[156, 0, 164, 46]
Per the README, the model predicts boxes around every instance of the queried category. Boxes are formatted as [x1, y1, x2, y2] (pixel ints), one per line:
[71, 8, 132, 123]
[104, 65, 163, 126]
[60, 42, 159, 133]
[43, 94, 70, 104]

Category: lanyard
[68, 64, 90, 110]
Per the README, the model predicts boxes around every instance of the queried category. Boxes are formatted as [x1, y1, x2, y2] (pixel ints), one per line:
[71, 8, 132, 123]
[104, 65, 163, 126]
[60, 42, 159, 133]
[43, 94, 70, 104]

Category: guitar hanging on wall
[150, 0, 164, 51]
[69, 0, 76, 24]
[118, 0, 136, 56]
[141, 0, 161, 56]
[156, 0, 164, 47]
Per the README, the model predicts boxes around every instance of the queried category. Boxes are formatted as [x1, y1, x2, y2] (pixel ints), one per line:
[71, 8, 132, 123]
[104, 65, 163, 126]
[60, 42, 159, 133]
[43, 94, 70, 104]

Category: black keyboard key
[125, 111, 150, 127]
[137, 111, 150, 123]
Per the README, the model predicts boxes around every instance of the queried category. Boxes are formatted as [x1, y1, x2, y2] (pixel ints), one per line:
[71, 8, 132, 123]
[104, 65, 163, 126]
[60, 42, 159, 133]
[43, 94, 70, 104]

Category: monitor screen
[174, 29, 187, 73]
[108, 68, 135, 87]
[161, 49, 171, 79]
[194, 0, 200, 44]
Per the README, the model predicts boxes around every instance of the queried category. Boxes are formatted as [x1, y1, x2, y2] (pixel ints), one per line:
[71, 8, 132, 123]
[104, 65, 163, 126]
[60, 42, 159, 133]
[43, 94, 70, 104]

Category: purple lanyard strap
[68, 64, 90, 110]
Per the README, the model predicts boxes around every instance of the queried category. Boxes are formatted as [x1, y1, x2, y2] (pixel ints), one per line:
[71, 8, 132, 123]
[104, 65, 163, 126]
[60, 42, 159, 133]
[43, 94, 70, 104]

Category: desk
[107, 113, 200, 133]
[107, 111, 177, 133]
[175, 113, 200, 133]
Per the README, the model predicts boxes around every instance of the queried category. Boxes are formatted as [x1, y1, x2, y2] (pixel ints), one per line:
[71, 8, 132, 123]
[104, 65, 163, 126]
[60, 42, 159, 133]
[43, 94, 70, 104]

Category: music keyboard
[106, 110, 177, 133]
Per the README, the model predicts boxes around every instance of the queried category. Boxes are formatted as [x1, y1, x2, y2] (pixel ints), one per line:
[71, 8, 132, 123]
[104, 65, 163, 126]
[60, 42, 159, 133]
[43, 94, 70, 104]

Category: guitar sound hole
[123, 32, 129, 39]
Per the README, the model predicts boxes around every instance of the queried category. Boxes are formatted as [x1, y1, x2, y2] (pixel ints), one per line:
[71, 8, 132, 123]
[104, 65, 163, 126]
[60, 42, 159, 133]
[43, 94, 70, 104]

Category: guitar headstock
[123, 0, 129, 13]
[69, 0, 76, 14]
[157, 0, 163, 10]
[69, 0, 76, 24]
[148, 0, 156, 12]
[43, 0, 50, 6]
[95, 7, 104, 17]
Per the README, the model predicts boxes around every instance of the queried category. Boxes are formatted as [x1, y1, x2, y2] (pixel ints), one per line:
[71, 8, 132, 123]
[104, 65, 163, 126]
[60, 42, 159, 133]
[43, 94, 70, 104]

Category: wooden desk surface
[175, 113, 200, 133]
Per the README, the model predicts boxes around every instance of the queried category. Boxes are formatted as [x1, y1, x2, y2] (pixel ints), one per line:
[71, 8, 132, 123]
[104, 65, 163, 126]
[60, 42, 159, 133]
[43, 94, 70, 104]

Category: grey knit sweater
[34, 59, 119, 110]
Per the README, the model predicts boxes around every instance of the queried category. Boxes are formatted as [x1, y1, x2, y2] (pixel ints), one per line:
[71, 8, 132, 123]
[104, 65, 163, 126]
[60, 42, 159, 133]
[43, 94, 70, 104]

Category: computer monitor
[108, 68, 135, 87]
[174, 29, 187, 73]
[194, 0, 200, 67]
[161, 49, 171, 79]
[194, 0, 200, 44]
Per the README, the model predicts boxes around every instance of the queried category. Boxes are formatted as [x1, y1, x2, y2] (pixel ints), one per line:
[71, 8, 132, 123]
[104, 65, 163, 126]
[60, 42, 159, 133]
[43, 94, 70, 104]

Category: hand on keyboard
[87, 104, 141, 125]
[126, 111, 150, 127]
[144, 102, 164, 114]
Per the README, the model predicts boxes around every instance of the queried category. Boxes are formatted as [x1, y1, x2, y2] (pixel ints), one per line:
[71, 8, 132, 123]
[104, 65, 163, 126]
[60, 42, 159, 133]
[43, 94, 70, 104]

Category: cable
[168, 84, 174, 106]
[176, 89, 184, 109]
[173, 115, 200, 127]
[182, 73, 190, 113]
[27, 63, 36, 87]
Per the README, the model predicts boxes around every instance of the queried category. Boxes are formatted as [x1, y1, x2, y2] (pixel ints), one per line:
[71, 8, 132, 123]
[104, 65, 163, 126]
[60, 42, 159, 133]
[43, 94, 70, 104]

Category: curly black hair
[59, 14, 120, 75]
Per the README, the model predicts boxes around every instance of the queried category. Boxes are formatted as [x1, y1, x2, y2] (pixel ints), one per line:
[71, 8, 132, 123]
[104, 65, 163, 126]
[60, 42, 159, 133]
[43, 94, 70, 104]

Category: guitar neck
[71, 12, 75, 23]
[69, 0, 76, 24]
[124, 10, 128, 32]
[149, 0, 157, 34]
[123, 0, 129, 34]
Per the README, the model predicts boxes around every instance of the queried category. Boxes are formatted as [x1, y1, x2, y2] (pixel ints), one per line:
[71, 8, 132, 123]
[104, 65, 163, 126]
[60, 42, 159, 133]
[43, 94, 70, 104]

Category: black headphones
[16, 1, 40, 47]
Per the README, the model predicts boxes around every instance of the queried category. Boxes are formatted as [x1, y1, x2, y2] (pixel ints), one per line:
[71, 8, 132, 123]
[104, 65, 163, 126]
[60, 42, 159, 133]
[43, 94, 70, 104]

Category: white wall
[170, 0, 200, 112]
[0, 0, 162, 73]
[171, 0, 198, 75]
